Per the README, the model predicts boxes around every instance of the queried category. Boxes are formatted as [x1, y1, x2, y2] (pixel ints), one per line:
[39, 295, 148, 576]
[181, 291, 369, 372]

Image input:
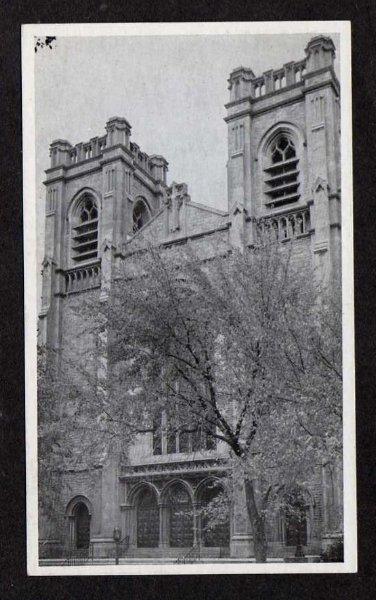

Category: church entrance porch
[121, 471, 231, 559]
[167, 483, 194, 548]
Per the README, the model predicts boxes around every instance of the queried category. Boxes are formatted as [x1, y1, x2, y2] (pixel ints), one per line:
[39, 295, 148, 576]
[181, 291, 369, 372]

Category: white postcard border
[22, 20, 355, 576]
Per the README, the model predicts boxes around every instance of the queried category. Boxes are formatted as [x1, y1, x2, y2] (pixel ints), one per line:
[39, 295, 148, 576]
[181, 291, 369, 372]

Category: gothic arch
[128, 481, 161, 507]
[66, 187, 102, 221]
[272, 485, 316, 547]
[160, 478, 194, 504]
[65, 494, 93, 517]
[194, 477, 230, 548]
[132, 196, 151, 233]
[194, 476, 225, 504]
[257, 121, 306, 158]
[65, 495, 93, 550]
[257, 121, 307, 211]
[132, 483, 160, 548]
[66, 188, 101, 265]
[162, 479, 194, 548]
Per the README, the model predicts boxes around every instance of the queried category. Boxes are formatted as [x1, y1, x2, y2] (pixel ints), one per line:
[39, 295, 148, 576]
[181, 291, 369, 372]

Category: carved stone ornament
[100, 238, 116, 253]
[312, 176, 330, 195]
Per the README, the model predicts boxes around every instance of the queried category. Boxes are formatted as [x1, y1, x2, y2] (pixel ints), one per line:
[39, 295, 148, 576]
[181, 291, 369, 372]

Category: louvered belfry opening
[264, 135, 300, 208]
[72, 196, 98, 262]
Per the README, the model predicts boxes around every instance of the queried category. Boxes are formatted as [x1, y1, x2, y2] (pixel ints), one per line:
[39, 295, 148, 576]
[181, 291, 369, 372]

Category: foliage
[38, 231, 342, 560]
[37, 340, 131, 534]
[99, 235, 342, 560]
[320, 537, 344, 562]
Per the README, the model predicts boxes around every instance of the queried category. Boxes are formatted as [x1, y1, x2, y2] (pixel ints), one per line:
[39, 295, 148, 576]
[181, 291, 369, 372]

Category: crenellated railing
[65, 261, 101, 294]
[69, 135, 107, 164]
[257, 207, 311, 241]
[129, 142, 155, 176]
[252, 59, 306, 98]
[67, 135, 155, 177]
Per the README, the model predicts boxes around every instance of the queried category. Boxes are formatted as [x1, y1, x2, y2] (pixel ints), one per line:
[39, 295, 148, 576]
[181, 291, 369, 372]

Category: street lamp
[113, 526, 122, 565]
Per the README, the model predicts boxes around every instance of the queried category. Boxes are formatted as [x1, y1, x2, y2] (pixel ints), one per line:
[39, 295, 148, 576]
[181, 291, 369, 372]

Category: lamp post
[113, 526, 122, 565]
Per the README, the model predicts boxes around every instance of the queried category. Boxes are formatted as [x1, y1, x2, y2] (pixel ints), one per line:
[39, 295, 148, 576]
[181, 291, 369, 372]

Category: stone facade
[39, 36, 342, 561]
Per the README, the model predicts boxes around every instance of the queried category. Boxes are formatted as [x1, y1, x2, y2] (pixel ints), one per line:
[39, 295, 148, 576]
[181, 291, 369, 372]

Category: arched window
[133, 199, 150, 233]
[152, 407, 216, 456]
[72, 195, 99, 262]
[264, 134, 300, 208]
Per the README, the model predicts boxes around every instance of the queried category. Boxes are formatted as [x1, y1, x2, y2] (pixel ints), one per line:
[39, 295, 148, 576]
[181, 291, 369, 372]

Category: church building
[39, 35, 342, 562]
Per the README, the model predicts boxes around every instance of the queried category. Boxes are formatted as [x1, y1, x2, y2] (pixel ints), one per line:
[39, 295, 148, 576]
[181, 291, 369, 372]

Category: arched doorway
[137, 487, 159, 548]
[73, 502, 90, 549]
[167, 484, 193, 547]
[200, 483, 230, 547]
[281, 487, 311, 548]
[284, 500, 308, 547]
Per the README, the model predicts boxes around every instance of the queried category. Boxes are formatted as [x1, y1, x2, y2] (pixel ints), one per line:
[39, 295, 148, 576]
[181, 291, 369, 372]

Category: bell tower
[225, 35, 341, 285]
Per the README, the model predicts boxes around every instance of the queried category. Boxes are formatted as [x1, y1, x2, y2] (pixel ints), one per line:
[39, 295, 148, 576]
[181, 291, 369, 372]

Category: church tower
[38, 36, 343, 562]
[225, 35, 341, 286]
[39, 116, 169, 351]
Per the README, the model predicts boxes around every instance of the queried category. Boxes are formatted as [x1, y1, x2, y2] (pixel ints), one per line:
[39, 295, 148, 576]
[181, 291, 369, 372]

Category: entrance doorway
[201, 485, 230, 547]
[285, 501, 308, 547]
[137, 488, 159, 548]
[168, 485, 193, 547]
[73, 502, 90, 549]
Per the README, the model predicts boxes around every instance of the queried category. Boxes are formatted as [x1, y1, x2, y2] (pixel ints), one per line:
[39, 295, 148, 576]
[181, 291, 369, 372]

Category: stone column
[159, 503, 168, 548]
[242, 114, 254, 246]
[284, 62, 295, 86]
[193, 502, 201, 547]
[263, 70, 274, 94]
[66, 515, 75, 549]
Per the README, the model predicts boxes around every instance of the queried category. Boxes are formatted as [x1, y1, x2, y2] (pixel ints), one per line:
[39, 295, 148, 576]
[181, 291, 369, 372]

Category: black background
[1, 1, 375, 598]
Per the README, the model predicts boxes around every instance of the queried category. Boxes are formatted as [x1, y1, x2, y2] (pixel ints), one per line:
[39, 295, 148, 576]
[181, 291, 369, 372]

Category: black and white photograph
[22, 21, 355, 575]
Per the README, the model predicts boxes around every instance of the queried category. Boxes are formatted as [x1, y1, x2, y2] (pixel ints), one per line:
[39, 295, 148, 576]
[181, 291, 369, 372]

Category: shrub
[320, 538, 344, 562]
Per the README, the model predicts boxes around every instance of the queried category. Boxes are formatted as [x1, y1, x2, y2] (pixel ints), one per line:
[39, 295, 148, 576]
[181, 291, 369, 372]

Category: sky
[35, 32, 340, 271]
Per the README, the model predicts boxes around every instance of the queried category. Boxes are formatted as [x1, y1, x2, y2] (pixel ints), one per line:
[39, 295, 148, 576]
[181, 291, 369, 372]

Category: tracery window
[264, 134, 300, 208]
[133, 199, 150, 233]
[152, 410, 216, 456]
[72, 195, 99, 263]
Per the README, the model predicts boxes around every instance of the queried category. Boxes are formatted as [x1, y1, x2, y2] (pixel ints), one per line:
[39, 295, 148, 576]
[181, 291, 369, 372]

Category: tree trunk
[244, 477, 267, 562]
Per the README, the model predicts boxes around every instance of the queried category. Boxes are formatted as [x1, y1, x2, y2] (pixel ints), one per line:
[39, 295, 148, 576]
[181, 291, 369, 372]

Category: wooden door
[137, 489, 159, 548]
[169, 487, 193, 548]
[74, 503, 90, 549]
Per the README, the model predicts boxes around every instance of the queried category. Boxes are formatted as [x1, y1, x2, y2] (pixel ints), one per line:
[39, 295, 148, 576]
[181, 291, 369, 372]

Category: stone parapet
[226, 35, 338, 107]
[48, 118, 169, 184]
